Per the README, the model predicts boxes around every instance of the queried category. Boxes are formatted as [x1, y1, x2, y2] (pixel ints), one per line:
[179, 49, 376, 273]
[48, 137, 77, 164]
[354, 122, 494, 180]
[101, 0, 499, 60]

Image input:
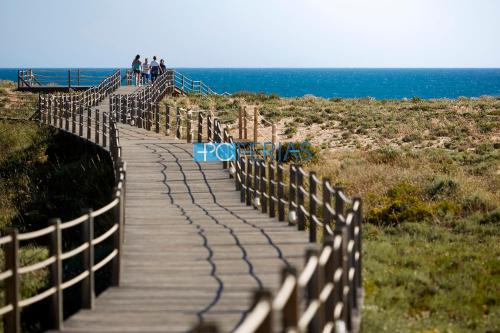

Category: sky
[1, 0, 499, 68]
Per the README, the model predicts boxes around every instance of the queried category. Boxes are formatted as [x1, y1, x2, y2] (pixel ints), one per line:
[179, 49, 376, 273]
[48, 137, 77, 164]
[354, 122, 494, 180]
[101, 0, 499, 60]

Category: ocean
[2, 68, 500, 99]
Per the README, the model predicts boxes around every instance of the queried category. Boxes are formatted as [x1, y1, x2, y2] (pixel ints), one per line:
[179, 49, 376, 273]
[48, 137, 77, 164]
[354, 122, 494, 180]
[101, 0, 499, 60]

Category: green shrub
[426, 176, 459, 200]
[402, 133, 421, 143]
[368, 147, 402, 164]
[462, 191, 496, 213]
[478, 208, 500, 225]
[284, 123, 297, 138]
[367, 183, 433, 226]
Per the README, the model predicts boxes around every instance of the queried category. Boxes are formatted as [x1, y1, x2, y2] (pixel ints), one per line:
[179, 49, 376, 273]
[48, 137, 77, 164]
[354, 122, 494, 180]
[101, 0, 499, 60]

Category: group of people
[131, 55, 167, 86]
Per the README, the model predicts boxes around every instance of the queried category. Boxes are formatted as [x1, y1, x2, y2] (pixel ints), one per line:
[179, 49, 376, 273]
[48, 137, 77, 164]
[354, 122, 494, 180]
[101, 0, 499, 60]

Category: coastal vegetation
[163, 92, 500, 332]
[0, 81, 115, 331]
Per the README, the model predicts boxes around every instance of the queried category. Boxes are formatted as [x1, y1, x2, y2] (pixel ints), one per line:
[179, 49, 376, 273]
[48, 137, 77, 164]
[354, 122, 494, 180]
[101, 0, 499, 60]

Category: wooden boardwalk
[59, 87, 309, 332]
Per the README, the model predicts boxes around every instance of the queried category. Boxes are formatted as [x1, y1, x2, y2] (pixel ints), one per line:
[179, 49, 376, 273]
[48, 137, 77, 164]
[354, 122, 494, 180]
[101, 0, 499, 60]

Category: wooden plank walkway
[59, 87, 309, 332]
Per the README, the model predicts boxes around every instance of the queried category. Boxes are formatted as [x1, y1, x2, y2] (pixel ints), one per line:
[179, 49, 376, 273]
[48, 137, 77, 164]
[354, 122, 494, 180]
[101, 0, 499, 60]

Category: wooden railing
[230, 159, 362, 333]
[1, 71, 124, 333]
[124, 68, 220, 96]
[18, 69, 119, 89]
[111, 87, 363, 333]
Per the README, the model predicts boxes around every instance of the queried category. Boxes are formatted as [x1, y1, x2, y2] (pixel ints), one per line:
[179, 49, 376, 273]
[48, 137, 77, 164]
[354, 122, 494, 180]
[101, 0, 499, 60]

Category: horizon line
[1, 66, 500, 70]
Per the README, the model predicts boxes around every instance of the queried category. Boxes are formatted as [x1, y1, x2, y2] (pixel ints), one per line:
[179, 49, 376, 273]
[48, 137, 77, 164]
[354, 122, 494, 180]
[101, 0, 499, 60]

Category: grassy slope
[0, 81, 115, 331]
[163, 93, 500, 332]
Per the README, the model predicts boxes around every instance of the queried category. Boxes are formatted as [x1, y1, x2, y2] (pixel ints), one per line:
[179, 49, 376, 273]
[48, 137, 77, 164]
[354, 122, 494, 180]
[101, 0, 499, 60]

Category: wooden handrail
[1, 70, 125, 332]
[112, 80, 363, 332]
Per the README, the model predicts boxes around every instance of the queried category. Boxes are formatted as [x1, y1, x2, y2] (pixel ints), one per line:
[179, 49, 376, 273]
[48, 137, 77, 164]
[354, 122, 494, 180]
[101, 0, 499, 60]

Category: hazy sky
[1, 0, 499, 68]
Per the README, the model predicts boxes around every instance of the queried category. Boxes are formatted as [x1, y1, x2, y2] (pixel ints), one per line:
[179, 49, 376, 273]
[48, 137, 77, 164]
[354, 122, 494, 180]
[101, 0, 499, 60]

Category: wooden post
[332, 231, 345, 324]
[243, 106, 248, 139]
[253, 107, 258, 143]
[269, 162, 275, 218]
[238, 106, 243, 139]
[71, 98, 75, 133]
[252, 289, 273, 333]
[280, 267, 298, 330]
[246, 157, 252, 206]
[48, 97, 52, 125]
[198, 112, 203, 142]
[207, 114, 213, 141]
[65, 96, 70, 131]
[335, 187, 345, 230]
[297, 167, 305, 231]
[109, 95, 114, 124]
[79, 105, 83, 136]
[323, 236, 335, 326]
[277, 164, 285, 222]
[176, 107, 181, 139]
[87, 108, 92, 139]
[81, 209, 94, 309]
[58, 98, 63, 128]
[155, 103, 160, 133]
[49, 218, 63, 330]
[166, 105, 171, 136]
[323, 179, 332, 237]
[306, 248, 325, 333]
[187, 111, 192, 143]
[137, 98, 143, 129]
[288, 164, 296, 226]
[68, 69, 71, 89]
[39, 95, 45, 124]
[103, 112, 107, 148]
[355, 198, 363, 292]
[260, 160, 267, 213]
[240, 158, 246, 203]
[122, 96, 127, 124]
[148, 102, 153, 131]
[340, 226, 351, 330]
[95, 109, 100, 145]
[111, 190, 121, 287]
[309, 172, 317, 243]
[77, 69, 80, 86]
[4, 229, 20, 333]
[253, 159, 259, 209]
[222, 129, 228, 169]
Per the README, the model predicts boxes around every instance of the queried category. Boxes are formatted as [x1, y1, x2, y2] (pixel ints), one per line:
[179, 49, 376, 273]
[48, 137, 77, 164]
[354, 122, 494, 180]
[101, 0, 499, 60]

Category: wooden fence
[124, 68, 219, 96]
[110, 85, 363, 333]
[4, 68, 363, 332]
[17, 69, 120, 91]
[0, 71, 124, 333]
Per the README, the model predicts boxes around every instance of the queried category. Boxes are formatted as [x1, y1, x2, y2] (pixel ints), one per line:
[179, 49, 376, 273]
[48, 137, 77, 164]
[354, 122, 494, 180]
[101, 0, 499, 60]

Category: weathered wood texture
[58, 91, 309, 332]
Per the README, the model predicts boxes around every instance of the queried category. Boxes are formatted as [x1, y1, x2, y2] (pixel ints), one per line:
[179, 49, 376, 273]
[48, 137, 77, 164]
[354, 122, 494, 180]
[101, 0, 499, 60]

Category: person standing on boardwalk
[150, 56, 160, 83]
[132, 55, 142, 86]
[160, 59, 167, 74]
[141, 58, 151, 84]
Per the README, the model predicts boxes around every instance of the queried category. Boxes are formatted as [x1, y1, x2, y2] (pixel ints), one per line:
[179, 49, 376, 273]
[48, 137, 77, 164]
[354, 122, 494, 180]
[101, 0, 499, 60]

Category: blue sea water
[1, 68, 500, 99]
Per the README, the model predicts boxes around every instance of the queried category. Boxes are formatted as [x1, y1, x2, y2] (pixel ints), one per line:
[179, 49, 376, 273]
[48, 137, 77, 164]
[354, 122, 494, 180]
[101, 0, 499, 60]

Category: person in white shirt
[150, 56, 161, 82]
[141, 58, 151, 84]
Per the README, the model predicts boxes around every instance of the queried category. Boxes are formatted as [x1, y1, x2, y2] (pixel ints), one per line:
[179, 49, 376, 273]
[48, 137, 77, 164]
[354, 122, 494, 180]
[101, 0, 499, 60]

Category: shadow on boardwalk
[60, 92, 309, 332]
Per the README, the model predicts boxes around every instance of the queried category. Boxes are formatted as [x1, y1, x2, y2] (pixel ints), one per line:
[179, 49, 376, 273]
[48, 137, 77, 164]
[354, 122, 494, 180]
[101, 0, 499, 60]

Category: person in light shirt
[141, 58, 151, 84]
[150, 56, 161, 82]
